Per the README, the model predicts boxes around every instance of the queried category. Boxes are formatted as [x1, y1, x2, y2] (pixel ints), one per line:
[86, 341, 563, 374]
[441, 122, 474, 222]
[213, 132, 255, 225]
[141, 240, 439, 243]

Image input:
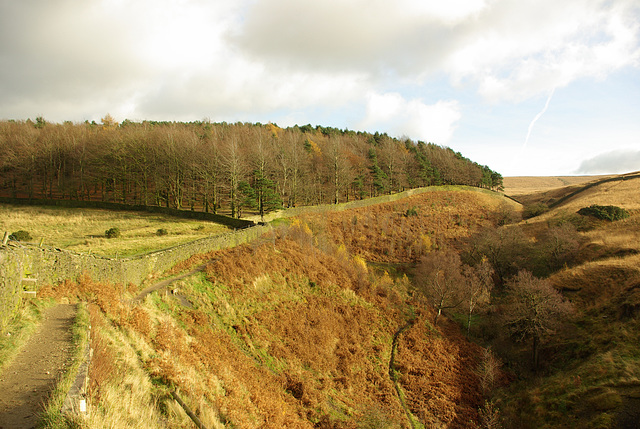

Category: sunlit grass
[39, 302, 90, 429]
[0, 204, 229, 257]
[583, 215, 640, 252]
[0, 299, 55, 371]
[82, 297, 227, 429]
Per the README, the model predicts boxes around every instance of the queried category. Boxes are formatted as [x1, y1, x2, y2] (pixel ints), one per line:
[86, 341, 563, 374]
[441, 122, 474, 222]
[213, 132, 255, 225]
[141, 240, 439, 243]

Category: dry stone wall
[0, 248, 25, 332]
[0, 225, 270, 333]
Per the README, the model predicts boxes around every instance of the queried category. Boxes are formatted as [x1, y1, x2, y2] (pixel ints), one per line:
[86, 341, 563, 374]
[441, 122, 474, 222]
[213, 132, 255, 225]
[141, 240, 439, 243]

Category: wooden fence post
[170, 390, 209, 429]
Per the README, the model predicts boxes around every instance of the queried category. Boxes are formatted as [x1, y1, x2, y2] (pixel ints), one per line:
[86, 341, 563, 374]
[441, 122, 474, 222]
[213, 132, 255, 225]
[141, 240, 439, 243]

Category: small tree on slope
[415, 250, 465, 327]
[461, 257, 494, 336]
[502, 270, 573, 370]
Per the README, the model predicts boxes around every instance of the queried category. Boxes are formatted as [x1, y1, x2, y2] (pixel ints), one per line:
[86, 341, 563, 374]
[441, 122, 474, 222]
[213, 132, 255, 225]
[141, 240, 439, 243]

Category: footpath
[0, 304, 76, 429]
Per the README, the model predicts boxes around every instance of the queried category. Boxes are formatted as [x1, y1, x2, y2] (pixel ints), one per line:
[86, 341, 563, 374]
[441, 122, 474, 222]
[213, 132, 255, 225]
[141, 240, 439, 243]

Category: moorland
[0, 118, 638, 428]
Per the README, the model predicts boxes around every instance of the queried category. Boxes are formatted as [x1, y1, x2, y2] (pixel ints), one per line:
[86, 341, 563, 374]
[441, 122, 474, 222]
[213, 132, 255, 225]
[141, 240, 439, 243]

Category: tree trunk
[434, 307, 442, 327]
[532, 335, 539, 371]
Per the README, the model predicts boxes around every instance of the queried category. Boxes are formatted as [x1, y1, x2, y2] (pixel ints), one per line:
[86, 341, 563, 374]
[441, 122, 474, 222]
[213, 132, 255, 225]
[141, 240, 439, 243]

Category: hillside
[503, 172, 639, 209]
[544, 173, 640, 212]
[317, 187, 518, 263]
[502, 175, 614, 196]
[29, 186, 513, 428]
[7, 176, 640, 428]
[515, 173, 640, 225]
[491, 174, 640, 428]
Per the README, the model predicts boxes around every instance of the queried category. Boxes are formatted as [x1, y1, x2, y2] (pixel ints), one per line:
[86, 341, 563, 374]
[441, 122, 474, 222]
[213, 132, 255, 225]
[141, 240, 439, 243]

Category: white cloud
[232, 0, 640, 102]
[404, 0, 488, 23]
[0, 0, 638, 178]
[447, 0, 640, 101]
[3, 0, 638, 119]
[359, 93, 461, 143]
[576, 149, 640, 174]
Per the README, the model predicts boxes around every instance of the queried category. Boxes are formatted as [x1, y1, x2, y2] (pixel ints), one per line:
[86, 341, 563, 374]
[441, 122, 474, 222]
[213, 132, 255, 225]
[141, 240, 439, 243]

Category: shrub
[104, 227, 121, 239]
[577, 204, 629, 221]
[478, 400, 502, 429]
[404, 206, 419, 217]
[523, 203, 549, 219]
[549, 213, 594, 232]
[156, 228, 168, 236]
[9, 230, 32, 242]
[496, 202, 520, 226]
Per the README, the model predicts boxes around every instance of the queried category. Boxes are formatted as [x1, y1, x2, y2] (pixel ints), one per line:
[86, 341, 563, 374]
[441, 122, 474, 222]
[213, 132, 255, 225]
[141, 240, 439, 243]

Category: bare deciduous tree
[475, 347, 502, 397]
[466, 226, 531, 286]
[461, 257, 494, 335]
[415, 250, 465, 326]
[502, 270, 573, 370]
[541, 223, 582, 272]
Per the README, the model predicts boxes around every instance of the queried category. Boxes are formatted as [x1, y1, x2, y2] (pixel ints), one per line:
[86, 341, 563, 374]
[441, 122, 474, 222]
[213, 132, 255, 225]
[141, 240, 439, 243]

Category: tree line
[0, 116, 503, 217]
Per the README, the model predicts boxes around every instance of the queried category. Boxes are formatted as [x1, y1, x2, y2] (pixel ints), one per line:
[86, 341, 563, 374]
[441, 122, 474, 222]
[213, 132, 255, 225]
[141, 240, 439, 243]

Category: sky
[1, 0, 639, 177]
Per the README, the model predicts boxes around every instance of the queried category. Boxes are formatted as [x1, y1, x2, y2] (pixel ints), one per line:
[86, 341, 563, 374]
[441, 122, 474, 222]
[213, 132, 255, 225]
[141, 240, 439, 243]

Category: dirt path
[0, 304, 76, 429]
[133, 263, 210, 303]
[389, 318, 417, 429]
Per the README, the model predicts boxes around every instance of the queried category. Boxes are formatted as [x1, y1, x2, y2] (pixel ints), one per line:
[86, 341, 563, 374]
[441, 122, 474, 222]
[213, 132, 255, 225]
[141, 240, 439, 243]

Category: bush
[549, 213, 594, 232]
[156, 228, 168, 236]
[9, 230, 32, 242]
[496, 202, 520, 226]
[105, 227, 121, 239]
[523, 203, 549, 219]
[577, 205, 629, 221]
[404, 206, 419, 217]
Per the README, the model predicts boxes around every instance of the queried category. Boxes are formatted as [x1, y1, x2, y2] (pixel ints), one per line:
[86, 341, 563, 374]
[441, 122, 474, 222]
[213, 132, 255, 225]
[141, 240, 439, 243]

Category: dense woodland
[0, 117, 502, 217]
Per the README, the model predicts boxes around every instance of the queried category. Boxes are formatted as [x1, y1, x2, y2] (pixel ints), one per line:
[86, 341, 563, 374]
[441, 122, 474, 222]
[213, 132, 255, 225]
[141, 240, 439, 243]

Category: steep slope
[317, 187, 517, 263]
[491, 175, 640, 428]
[38, 187, 509, 428]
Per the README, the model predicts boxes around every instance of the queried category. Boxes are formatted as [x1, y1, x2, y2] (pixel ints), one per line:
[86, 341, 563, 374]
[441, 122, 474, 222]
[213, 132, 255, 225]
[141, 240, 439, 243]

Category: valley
[0, 174, 639, 428]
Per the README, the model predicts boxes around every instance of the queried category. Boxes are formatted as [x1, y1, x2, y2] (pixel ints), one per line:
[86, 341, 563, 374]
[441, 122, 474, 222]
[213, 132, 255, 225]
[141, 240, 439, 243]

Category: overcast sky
[1, 0, 639, 176]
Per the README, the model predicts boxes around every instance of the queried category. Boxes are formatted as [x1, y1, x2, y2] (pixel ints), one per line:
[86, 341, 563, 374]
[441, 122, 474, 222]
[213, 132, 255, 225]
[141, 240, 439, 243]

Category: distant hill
[502, 175, 615, 196]
[503, 172, 640, 210]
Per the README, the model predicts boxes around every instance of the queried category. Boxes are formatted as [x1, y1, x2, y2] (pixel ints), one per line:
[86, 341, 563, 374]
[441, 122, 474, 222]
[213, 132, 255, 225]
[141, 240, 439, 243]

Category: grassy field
[503, 172, 640, 209]
[517, 176, 640, 225]
[549, 176, 640, 211]
[0, 204, 229, 257]
[502, 175, 614, 196]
